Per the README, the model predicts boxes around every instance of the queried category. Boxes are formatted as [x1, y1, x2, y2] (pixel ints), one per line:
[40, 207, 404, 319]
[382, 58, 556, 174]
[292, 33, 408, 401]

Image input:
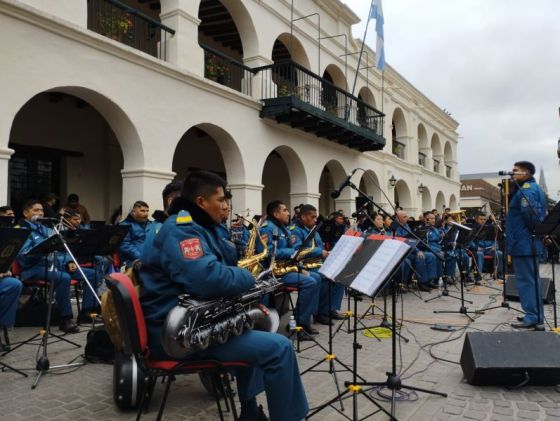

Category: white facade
[0, 0, 460, 220]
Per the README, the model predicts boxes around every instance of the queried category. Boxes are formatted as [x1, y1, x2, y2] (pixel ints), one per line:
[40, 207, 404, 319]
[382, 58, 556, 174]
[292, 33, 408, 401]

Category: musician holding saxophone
[140, 171, 308, 421]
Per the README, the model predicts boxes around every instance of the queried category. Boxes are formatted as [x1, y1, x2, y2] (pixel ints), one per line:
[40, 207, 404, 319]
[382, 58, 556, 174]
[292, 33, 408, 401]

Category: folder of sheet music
[319, 231, 411, 298]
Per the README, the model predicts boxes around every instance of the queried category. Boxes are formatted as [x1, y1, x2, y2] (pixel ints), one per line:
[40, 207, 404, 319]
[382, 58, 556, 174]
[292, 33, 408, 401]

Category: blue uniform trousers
[475, 250, 503, 276]
[444, 252, 457, 279]
[513, 256, 544, 325]
[456, 249, 470, 273]
[312, 270, 345, 316]
[0, 277, 22, 326]
[281, 271, 320, 325]
[424, 251, 438, 281]
[71, 267, 102, 311]
[21, 266, 73, 318]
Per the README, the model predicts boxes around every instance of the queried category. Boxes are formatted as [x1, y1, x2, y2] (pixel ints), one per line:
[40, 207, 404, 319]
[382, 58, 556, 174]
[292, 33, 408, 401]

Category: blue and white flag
[370, 0, 385, 70]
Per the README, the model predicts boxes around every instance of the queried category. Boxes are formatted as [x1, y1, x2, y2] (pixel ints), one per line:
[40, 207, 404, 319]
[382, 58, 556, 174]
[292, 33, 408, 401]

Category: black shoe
[329, 311, 345, 320]
[239, 405, 269, 421]
[314, 315, 333, 326]
[0, 343, 11, 352]
[511, 321, 536, 329]
[77, 312, 94, 324]
[59, 318, 79, 333]
[296, 332, 315, 342]
[516, 316, 525, 322]
[418, 284, 431, 292]
[301, 324, 319, 335]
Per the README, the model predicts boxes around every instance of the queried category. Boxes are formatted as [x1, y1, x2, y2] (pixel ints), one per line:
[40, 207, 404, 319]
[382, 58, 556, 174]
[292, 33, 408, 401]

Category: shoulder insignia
[261, 222, 268, 227]
[522, 183, 531, 189]
[176, 210, 192, 225]
[180, 238, 204, 259]
[288, 225, 296, 231]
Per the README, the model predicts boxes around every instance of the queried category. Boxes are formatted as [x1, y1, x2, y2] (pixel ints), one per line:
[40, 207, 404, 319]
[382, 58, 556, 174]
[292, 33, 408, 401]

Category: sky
[343, 0, 560, 198]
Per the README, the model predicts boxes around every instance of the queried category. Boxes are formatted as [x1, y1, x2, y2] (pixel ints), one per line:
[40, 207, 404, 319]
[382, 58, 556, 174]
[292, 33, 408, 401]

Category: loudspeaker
[460, 331, 560, 386]
[504, 276, 554, 304]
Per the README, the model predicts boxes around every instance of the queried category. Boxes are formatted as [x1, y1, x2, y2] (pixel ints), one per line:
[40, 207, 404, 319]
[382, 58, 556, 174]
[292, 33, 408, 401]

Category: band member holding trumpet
[293, 205, 344, 325]
[140, 171, 308, 421]
[258, 201, 321, 337]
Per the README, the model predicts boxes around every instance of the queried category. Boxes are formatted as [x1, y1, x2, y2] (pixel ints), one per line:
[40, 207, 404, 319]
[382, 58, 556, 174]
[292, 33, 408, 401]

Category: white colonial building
[0, 0, 460, 221]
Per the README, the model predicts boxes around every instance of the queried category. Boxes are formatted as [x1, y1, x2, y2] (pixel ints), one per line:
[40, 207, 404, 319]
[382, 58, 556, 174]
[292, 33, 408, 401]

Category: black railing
[201, 44, 255, 96]
[257, 61, 384, 136]
[87, 0, 175, 60]
[446, 165, 452, 178]
[418, 152, 426, 167]
[433, 159, 440, 173]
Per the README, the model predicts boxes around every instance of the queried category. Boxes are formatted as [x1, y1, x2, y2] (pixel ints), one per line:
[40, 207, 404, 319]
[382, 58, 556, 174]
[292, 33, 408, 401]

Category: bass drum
[113, 351, 148, 410]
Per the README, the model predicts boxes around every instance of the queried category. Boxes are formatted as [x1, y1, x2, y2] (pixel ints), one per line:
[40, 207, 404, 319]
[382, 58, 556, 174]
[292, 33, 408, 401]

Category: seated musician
[366, 213, 392, 236]
[469, 212, 503, 282]
[259, 201, 321, 338]
[393, 210, 436, 292]
[140, 171, 308, 421]
[294, 205, 344, 325]
[119, 200, 156, 268]
[0, 206, 16, 227]
[0, 272, 22, 350]
[424, 212, 446, 283]
[16, 200, 78, 333]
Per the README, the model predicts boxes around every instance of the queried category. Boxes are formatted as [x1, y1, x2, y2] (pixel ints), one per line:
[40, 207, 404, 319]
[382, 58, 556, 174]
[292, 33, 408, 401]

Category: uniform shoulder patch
[176, 210, 192, 225]
[180, 238, 204, 259]
[288, 225, 296, 231]
[522, 182, 531, 189]
[261, 222, 268, 227]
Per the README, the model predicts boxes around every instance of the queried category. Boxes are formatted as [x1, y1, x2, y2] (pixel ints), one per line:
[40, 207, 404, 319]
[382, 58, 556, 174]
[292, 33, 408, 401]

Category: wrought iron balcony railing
[392, 140, 406, 160]
[256, 61, 385, 151]
[418, 152, 427, 167]
[87, 0, 175, 60]
[433, 159, 440, 173]
[201, 44, 255, 96]
[446, 165, 452, 178]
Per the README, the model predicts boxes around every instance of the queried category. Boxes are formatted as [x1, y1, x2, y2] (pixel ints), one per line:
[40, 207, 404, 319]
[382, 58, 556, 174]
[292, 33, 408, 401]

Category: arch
[444, 141, 453, 162]
[172, 123, 246, 183]
[358, 86, 377, 108]
[430, 133, 442, 157]
[323, 64, 347, 90]
[9, 86, 142, 168]
[449, 194, 458, 210]
[394, 180, 412, 209]
[417, 123, 428, 149]
[272, 33, 310, 69]
[319, 159, 346, 216]
[358, 170, 382, 203]
[391, 107, 408, 160]
[435, 191, 446, 211]
[421, 186, 432, 213]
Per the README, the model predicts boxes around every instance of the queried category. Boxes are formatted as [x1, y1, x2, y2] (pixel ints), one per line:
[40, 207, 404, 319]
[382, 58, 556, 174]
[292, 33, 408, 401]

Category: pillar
[0, 147, 14, 204]
[121, 168, 176, 215]
[228, 183, 263, 217]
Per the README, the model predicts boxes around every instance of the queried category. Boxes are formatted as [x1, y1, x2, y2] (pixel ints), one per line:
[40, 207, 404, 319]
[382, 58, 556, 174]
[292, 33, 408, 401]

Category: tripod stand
[426, 226, 462, 304]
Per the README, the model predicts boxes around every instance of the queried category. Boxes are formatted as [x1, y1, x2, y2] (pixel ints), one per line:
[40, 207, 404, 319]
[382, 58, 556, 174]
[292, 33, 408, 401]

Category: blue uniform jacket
[119, 214, 155, 263]
[258, 219, 297, 260]
[140, 211, 255, 331]
[17, 221, 54, 269]
[426, 226, 443, 254]
[292, 224, 323, 258]
[216, 222, 239, 263]
[366, 227, 393, 236]
[506, 178, 547, 256]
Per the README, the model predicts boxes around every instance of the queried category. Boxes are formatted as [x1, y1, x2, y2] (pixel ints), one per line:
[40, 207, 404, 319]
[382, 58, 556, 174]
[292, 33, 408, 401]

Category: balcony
[446, 165, 452, 178]
[418, 152, 426, 167]
[433, 159, 440, 173]
[392, 140, 406, 160]
[201, 45, 255, 96]
[87, 0, 175, 60]
[257, 61, 385, 152]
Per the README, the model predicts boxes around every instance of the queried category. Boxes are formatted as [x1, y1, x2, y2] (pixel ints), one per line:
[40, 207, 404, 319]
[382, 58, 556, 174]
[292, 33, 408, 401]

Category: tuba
[162, 269, 281, 359]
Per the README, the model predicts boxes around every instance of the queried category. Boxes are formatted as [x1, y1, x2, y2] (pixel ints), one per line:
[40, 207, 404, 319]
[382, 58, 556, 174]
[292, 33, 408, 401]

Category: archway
[272, 34, 310, 69]
[421, 186, 432, 213]
[444, 141, 453, 178]
[318, 160, 346, 217]
[417, 123, 428, 168]
[322, 64, 347, 118]
[431, 133, 442, 173]
[392, 107, 407, 160]
[449, 194, 458, 210]
[394, 180, 412, 210]
[435, 191, 446, 211]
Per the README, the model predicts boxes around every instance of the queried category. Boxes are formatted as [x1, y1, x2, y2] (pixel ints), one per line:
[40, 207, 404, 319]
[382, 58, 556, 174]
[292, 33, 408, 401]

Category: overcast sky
[343, 0, 560, 198]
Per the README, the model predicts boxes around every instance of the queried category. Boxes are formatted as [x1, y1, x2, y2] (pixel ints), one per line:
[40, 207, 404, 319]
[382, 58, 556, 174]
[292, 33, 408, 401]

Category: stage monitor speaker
[460, 331, 560, 386]
[504, 276, 554, 304]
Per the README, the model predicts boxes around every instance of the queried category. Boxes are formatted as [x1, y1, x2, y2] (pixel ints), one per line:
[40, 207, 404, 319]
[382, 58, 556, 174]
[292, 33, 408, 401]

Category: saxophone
[273, 239, 316, 276]
[237, 217, 268, 277]
[162, 270, 281, 359]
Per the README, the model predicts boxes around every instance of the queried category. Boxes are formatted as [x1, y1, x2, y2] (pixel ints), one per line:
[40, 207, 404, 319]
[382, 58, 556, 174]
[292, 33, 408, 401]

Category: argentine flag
[370, 0, 385, 71]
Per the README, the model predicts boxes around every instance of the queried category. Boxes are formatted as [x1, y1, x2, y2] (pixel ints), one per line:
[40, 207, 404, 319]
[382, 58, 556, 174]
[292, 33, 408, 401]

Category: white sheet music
[350, 239, 410, 296]
[319, 235, 364, 280]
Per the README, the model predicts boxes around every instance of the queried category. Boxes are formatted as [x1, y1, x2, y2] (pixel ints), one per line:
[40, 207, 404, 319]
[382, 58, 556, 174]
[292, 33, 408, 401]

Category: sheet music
[319, 235, 364, 280]
[350, 239, 410, 296]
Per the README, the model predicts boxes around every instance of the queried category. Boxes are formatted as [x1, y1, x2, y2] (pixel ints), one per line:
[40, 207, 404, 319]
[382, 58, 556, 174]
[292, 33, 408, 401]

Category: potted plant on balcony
[278, 84, 291, 97]
[97, 13, 134, 44]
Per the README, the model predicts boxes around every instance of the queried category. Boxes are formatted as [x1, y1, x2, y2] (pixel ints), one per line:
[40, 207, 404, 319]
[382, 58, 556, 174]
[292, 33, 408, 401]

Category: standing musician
[507, 161, 547, 329]
[293, 205, 344, 325]
[16, 199, 78, 333]
[259, 201, 321, 337]
[140, 171, 308, 421]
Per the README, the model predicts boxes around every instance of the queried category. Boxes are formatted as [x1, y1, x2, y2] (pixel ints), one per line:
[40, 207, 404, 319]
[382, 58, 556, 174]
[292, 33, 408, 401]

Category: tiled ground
[1, 264, 560, 420]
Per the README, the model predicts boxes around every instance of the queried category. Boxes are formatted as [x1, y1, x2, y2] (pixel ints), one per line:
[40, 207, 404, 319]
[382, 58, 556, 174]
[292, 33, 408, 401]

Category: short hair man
[140, 171, 309, 420]
[119, 200, 154, 267]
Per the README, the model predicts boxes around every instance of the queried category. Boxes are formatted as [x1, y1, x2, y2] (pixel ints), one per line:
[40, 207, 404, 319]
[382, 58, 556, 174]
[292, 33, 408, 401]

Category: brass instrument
[237, 217, 268, 277]
[449, 210, 466, 222]
[273, 239, 317, 277]
[302, 257, 323, 270]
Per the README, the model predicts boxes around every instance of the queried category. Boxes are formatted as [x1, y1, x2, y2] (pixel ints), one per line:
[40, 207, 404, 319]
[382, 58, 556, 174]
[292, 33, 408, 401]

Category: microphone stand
[425, 227, 463, 303]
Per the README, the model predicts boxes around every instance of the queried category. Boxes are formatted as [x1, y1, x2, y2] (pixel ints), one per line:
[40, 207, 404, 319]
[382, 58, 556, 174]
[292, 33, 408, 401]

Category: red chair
[105, 273, 248, 421]
[11, 261, 82, 314]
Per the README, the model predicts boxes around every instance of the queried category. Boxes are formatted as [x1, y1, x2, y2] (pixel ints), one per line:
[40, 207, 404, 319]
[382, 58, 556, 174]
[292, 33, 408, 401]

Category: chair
[105, 273, 248, 421]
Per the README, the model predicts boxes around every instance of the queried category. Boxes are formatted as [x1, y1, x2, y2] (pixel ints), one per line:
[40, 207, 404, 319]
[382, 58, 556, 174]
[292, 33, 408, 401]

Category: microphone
[331, 169, 358, 199]
[498, 170, 526, 177]
[31, 215, 60, 224]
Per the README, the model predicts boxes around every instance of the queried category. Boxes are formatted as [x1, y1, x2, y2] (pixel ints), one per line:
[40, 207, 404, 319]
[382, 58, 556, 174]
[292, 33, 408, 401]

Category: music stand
[0, 228, 30, 377]
[0, 216, 15, 228]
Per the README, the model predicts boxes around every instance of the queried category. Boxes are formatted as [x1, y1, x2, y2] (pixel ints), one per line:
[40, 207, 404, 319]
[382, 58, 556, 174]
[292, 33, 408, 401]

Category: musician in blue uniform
[506, 161, 547, 329]
[259, 201, 321, 336]
[140, 171, 308, 421]
[424, 212, 446, 283]
[0, 273, 22, 348]
[470, 212, 503, 281]
[119, 200, 156, 267]
[16, 200, 78, 333]
[367, 213, 392, 236]
[293, 205, 344, 325]
[393, 210, 436, 292]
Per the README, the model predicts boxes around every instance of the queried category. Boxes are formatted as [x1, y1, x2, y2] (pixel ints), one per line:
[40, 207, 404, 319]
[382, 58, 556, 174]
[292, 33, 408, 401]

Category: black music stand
[308, 237, 446, 420]
[0, 216, 15, 228]
[0, 228, 30, 377]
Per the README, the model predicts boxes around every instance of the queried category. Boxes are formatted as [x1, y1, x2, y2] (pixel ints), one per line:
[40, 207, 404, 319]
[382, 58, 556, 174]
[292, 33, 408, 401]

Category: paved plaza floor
[2, 264, 560, 420]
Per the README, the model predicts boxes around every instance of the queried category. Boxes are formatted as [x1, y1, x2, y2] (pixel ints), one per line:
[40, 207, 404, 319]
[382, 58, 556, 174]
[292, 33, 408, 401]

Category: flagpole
[350, 0, 375, 98]
[381, 69, 384, 113]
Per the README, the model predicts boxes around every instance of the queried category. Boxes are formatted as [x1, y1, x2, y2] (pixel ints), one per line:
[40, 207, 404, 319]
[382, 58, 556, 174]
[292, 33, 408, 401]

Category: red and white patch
[260, 234, 269, 243]
[180, 238, 204, 260]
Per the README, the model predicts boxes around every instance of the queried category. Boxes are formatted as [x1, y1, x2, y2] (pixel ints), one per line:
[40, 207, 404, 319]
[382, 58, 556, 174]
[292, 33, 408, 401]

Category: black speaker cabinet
[504, 276, 554, 304]
[460, 331, 560, 386]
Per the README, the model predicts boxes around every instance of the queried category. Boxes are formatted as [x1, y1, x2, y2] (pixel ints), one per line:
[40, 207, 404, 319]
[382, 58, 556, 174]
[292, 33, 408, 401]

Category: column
[334, 189, 358, 217]
[121, 168, 176, 215]
[160, 0, 204, 76]
[243, 55, 273, 99]
[290, 192, 321, 213]
[228, 183, 263, 217]
[0, 147, 14, 204]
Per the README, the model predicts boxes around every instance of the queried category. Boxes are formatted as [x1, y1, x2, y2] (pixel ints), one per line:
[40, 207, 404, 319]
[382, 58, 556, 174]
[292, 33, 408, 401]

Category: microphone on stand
[331, 169, 358, 199]
[498, 170, 526, 177]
